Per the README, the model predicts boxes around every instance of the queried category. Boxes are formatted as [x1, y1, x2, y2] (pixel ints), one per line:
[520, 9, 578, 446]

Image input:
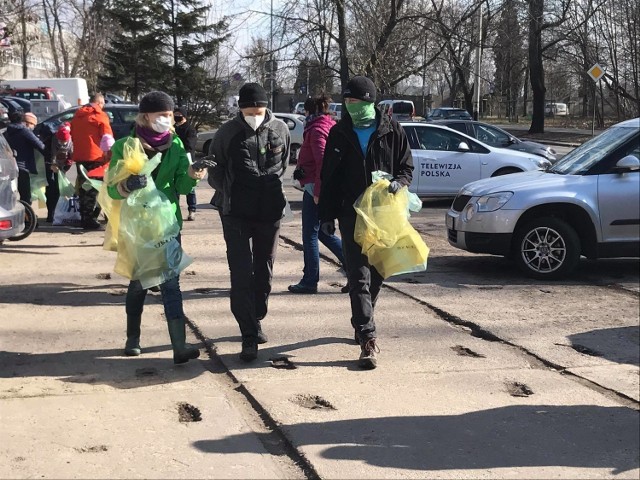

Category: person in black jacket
[174, 107, 199, 220]
[208, 83, 290, 362]
[318, 76, 413, 369]
[3, 111, 46, 204]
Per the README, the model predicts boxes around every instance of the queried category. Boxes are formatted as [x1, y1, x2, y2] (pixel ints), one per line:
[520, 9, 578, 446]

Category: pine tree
[98, 0, 169, 102]
[155, 0, 229, 105]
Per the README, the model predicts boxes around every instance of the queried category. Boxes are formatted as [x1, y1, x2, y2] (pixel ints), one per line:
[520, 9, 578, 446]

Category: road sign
[588, 64, 604, 82]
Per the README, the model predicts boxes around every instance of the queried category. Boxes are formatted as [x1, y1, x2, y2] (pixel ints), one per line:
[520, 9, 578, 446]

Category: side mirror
[614, 155, 640, 173]
[457, 141, 470, 152]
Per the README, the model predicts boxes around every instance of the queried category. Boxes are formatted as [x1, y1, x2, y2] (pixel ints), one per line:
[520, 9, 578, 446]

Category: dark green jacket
[107, 133, 197, 227]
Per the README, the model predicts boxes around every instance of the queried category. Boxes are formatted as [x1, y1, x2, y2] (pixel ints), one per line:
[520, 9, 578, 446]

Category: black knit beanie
[139, 91, 175, 113]
[238, 83, 268, 108]
[343, 76, 376, 103]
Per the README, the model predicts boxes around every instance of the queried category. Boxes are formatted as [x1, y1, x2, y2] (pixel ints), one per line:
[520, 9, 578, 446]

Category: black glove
[191, 158, 216, 170]
[320, 220, 336, 236]
[388, 180, 403, 194]
[125, 174, 147, 192]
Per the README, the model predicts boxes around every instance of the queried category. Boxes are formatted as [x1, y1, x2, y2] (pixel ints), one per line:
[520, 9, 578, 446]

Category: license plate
[446, 215, 455, 230]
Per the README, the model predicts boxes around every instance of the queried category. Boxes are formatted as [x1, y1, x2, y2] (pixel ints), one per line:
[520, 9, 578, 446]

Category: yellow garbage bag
[354, 171, 429, 279]
[367, 229, 429, 279]
[99, 137, 152, 252]
[353, 177, 411, 250]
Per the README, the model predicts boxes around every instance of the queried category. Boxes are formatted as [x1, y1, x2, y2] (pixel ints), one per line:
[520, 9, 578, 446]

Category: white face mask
[244, 114, 265, 131]
[151, 116, 172, 133]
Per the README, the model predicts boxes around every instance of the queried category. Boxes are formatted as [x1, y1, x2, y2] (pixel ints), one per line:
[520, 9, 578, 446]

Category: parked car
[378, 99, 415, 121]
[445, 117, 640, 279]
[328, 102, 342, 120]
[0, 95, 31, 112]
[545, 102, 568, 117]
[0, 103, 8, 128]
[400, 122, 552, 197]
[196, 129, 217, 155]
[294, 102, 305, 115]
[33, 104, 139, 141]
[0, 97, 24, 115]
[430, 119, 556, 162]
[0, 134, 25, 242]
[427, 107, 473, 121]
[273, 112, 305, 162]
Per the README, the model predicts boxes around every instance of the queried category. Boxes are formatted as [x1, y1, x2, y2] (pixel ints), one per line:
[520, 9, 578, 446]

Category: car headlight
[476, 192, 514, 212]
[530, 157, 552, 170]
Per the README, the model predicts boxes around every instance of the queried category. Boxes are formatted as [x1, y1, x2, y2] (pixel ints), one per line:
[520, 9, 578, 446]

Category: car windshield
[548, 125, 637, 175]
[393, 102, 413, 114]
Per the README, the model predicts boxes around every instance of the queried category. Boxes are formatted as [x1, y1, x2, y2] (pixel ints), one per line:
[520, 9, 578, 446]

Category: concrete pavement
[1, 181, 638, 479]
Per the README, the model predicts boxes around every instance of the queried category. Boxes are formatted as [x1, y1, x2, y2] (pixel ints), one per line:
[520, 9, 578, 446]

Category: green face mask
[345, 101, 376, 127]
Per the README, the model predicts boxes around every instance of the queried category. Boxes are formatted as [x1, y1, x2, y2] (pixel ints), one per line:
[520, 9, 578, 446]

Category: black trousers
[75, 162, 102, 222]
[17, 170, 31, 203]
[44, 166, 59, 222]
[339, 214, 383, 341]
[220, 213, 280, 342]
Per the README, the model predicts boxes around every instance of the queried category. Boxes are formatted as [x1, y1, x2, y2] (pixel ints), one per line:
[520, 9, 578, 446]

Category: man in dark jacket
[208, 83, 290, 362]
[3, 111, 46, 203]
[174, 107, 198, 220]
[318, 76, 414, 369]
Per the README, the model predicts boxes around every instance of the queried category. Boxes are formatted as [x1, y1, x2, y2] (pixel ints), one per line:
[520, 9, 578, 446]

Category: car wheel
[491, 167, 522, 177]
[203, 140, 212, 155]
[289, 144, 301, 164]
[513, 217, 581, 280]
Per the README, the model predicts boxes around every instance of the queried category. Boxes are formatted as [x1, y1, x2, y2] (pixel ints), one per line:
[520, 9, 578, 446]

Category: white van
[378, 99, 415, 121]
[545, 102, 568, 116]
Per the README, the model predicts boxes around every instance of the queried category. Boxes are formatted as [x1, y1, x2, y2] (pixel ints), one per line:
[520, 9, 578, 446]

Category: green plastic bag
[30, 150, 48, 206]
[113, 154, 192, 289]
[57, 171, 76, 198]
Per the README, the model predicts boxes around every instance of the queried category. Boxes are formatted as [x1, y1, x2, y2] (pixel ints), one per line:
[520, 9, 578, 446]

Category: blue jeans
[299, 190, 344, 287]
[126, 275, 185, 321]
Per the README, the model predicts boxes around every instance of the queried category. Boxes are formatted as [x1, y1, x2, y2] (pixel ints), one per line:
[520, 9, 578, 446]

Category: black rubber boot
[167, 316, 200, 364]
[124, 315, 141, 356]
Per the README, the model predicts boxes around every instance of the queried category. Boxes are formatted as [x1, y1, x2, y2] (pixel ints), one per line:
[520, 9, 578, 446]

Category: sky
[211, 0, 282, 74]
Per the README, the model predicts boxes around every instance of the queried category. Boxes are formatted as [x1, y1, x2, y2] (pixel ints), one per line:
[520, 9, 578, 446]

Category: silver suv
[446, 118, 640, 279]
[0, 135, 25, 241]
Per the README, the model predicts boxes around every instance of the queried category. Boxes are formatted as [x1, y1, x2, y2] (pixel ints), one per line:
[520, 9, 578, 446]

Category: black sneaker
[288, 283, 317, 294]
[239, 341, 258, 362]
[359, 338, 379, 369]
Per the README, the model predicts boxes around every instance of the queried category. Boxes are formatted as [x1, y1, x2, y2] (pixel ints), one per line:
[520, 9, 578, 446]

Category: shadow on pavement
[568, 326, 640, 366]
[0, 282, 136, 306]
[0, 345, 207, 389]
[194, 405, 640, 473]
[387, 255, 640, 287]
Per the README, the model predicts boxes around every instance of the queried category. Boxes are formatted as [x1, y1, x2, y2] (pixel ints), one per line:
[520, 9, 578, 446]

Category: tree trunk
[528, 0, 545, 133]
[334, 0, 349, 90]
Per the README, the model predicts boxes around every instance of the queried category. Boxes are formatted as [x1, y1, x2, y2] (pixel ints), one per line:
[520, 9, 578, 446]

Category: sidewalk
[1, 182, 638, 479]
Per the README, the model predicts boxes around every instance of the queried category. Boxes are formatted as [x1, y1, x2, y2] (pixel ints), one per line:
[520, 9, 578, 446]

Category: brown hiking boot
[359, 338, 379, 369]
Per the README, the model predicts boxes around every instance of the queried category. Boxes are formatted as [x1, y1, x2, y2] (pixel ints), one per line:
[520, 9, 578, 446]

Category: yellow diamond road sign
[588, 64, 604, 82]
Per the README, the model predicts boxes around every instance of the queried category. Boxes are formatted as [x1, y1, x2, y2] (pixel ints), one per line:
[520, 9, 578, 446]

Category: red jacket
[70, 104, 113, 178]
[297, 113, 335, 197]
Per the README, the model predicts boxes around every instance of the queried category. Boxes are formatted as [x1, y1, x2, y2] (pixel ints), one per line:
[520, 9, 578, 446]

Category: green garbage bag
[113, 154, 192, 289]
